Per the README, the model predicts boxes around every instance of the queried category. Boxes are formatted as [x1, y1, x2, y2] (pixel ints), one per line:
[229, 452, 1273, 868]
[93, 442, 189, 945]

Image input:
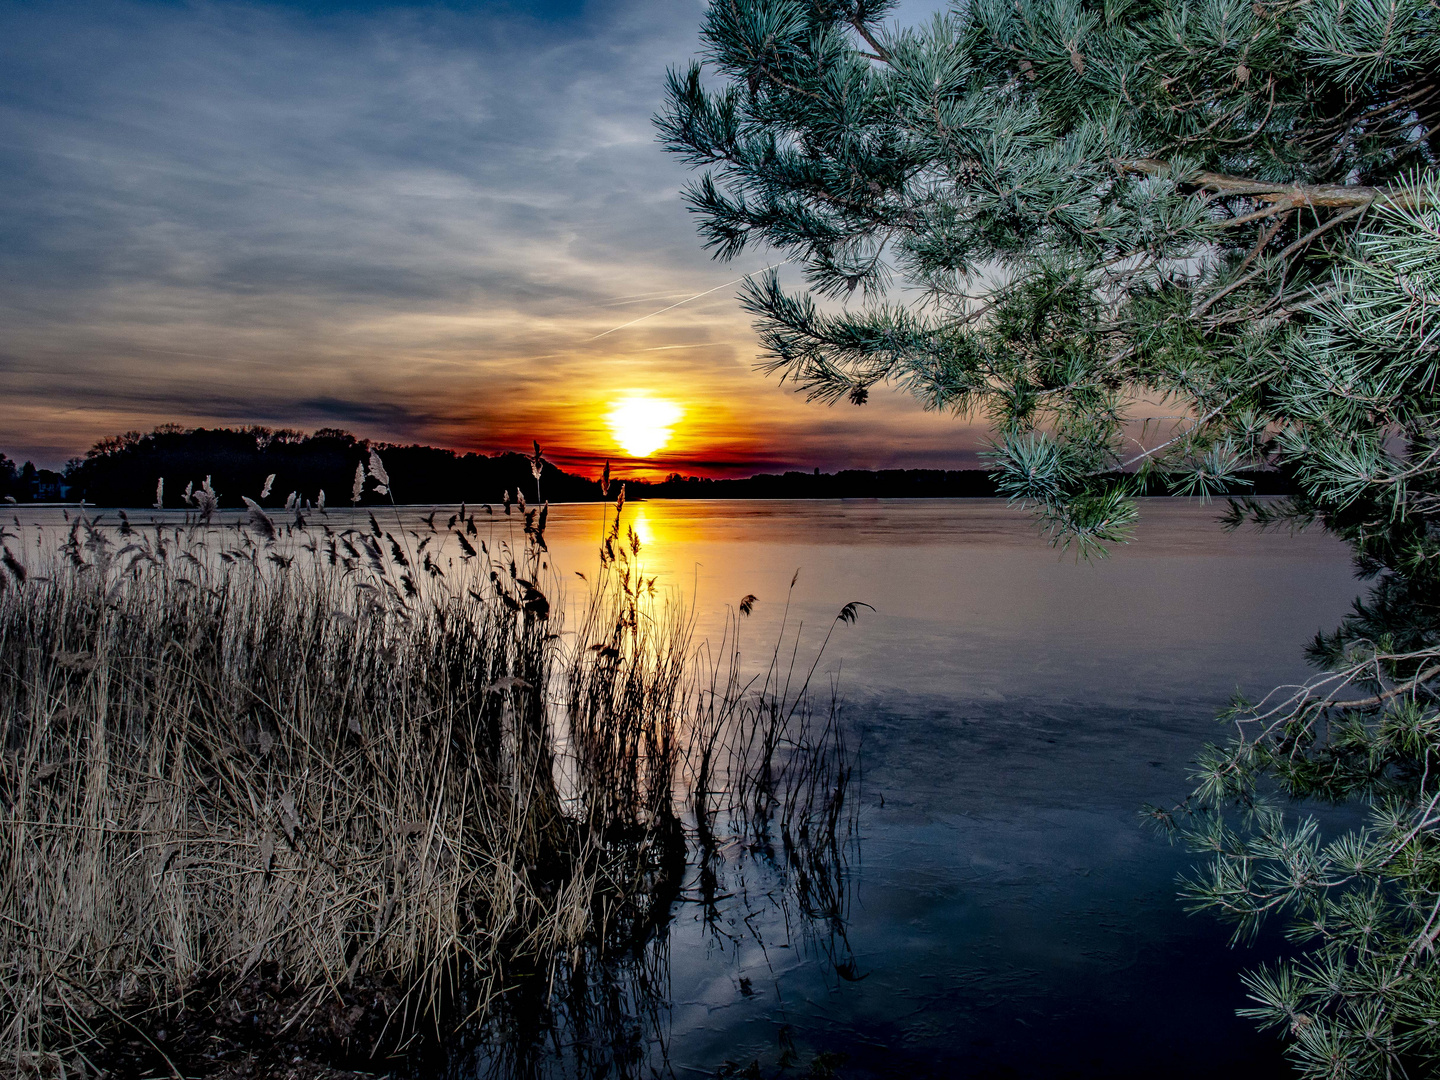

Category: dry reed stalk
[0, 494, 858, 1077]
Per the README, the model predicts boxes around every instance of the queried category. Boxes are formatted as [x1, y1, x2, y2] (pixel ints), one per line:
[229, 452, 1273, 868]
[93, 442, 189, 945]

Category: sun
[607, 396, 683, 458]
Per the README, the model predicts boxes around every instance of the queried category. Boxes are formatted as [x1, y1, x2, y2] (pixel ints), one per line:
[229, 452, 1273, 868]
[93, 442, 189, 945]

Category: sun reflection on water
[627, 505, 654, 550]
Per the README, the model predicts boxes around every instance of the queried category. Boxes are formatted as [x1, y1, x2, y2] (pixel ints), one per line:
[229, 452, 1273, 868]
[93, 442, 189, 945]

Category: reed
[0, 474, 857, 1078]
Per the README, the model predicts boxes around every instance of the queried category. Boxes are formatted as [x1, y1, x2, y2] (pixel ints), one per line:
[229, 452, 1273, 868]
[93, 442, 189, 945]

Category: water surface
[13, 497, 1359, 1076]
[497, 498, 1356, 1078]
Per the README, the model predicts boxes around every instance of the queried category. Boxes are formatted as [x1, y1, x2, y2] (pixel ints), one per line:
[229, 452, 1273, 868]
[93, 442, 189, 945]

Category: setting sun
[606, 396, 683, 458]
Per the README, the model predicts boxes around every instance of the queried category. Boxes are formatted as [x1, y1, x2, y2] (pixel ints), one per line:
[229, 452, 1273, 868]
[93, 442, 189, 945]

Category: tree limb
[1117, 159, 1434, 210]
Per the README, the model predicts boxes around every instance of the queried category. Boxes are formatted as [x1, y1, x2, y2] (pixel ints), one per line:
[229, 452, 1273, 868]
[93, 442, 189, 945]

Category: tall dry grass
[0, 471, 858, 1077]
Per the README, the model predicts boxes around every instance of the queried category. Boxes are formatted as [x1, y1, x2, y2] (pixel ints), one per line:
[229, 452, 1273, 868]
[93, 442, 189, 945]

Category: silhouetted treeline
[21, 427, 1293, 507]
[63, 427, 596, 508]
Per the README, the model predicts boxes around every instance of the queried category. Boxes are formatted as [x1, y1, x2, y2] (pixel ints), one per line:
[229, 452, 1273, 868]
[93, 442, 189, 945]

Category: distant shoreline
[9, 492, 1291, 513]
[5, 426, 1294, 507]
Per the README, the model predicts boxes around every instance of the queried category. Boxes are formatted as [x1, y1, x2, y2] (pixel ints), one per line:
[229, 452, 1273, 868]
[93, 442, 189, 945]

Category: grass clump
[0, 472, 857, 1078]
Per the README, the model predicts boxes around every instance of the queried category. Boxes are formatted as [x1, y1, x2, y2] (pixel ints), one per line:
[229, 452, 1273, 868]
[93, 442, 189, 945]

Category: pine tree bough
[1116, 158, 1434, 210]
[660, 0, 1440, 549]
[663, 0, 1440, 1074]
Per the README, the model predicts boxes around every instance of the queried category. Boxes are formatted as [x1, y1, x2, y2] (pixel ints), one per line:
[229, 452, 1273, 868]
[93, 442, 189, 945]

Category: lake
[8, 496, 1360, 1077]
[453, 497, 1357, 1079]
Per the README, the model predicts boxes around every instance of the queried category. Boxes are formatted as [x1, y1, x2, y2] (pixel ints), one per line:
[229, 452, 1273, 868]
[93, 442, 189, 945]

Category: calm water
[524, 498, 1356, 1079]
[14, 498, 1360, 1076]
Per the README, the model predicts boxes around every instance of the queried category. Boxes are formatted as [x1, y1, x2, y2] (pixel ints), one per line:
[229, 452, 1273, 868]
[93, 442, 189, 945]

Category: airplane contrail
[587, 261, 787, 342]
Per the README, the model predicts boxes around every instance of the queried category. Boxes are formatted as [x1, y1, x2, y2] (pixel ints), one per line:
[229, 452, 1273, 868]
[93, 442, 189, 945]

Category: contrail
[638, 341, 735, 353]
[587, 261, 787, 342]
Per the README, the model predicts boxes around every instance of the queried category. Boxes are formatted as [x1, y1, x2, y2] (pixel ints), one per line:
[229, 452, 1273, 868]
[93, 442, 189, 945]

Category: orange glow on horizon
[451, 384, 787, 481]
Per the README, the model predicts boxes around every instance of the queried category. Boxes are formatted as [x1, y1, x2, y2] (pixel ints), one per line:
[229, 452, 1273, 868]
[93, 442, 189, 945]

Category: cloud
[0, 0, 975, 473]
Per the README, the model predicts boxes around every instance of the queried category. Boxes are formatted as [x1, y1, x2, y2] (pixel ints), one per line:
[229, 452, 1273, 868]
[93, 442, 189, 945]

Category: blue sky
[0, 0, 976, 474]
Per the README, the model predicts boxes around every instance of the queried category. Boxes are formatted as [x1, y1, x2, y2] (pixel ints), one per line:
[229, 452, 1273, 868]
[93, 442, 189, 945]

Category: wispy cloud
[0, 0, 976, 474]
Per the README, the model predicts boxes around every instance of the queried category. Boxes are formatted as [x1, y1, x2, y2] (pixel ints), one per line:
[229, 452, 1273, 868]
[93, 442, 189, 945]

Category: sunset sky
[0, 0, 977, 478]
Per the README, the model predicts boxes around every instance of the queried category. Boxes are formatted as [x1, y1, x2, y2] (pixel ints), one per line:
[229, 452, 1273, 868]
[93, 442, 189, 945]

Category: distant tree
[18, 462, 37, 501]
[0, 454, 17, 500]
[86, 432, 144, 460]
[661, 1, 1440, 1074]
[312, 427, 360, 444]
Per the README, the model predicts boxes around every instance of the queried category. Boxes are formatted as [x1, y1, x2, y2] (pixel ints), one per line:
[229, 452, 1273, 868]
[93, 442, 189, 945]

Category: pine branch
[1117, 158, 1436, 210]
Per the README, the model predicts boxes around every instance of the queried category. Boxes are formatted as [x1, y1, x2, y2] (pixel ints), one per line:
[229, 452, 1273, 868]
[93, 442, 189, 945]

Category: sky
[0, 0, 977, 478]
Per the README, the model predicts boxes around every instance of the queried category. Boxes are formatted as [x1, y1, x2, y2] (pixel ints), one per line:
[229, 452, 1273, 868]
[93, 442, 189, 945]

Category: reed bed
[0, 471, 857, 1078]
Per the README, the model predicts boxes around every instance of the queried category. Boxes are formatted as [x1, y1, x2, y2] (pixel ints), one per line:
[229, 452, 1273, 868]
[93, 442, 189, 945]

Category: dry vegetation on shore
[0, 463, 856, 1078]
